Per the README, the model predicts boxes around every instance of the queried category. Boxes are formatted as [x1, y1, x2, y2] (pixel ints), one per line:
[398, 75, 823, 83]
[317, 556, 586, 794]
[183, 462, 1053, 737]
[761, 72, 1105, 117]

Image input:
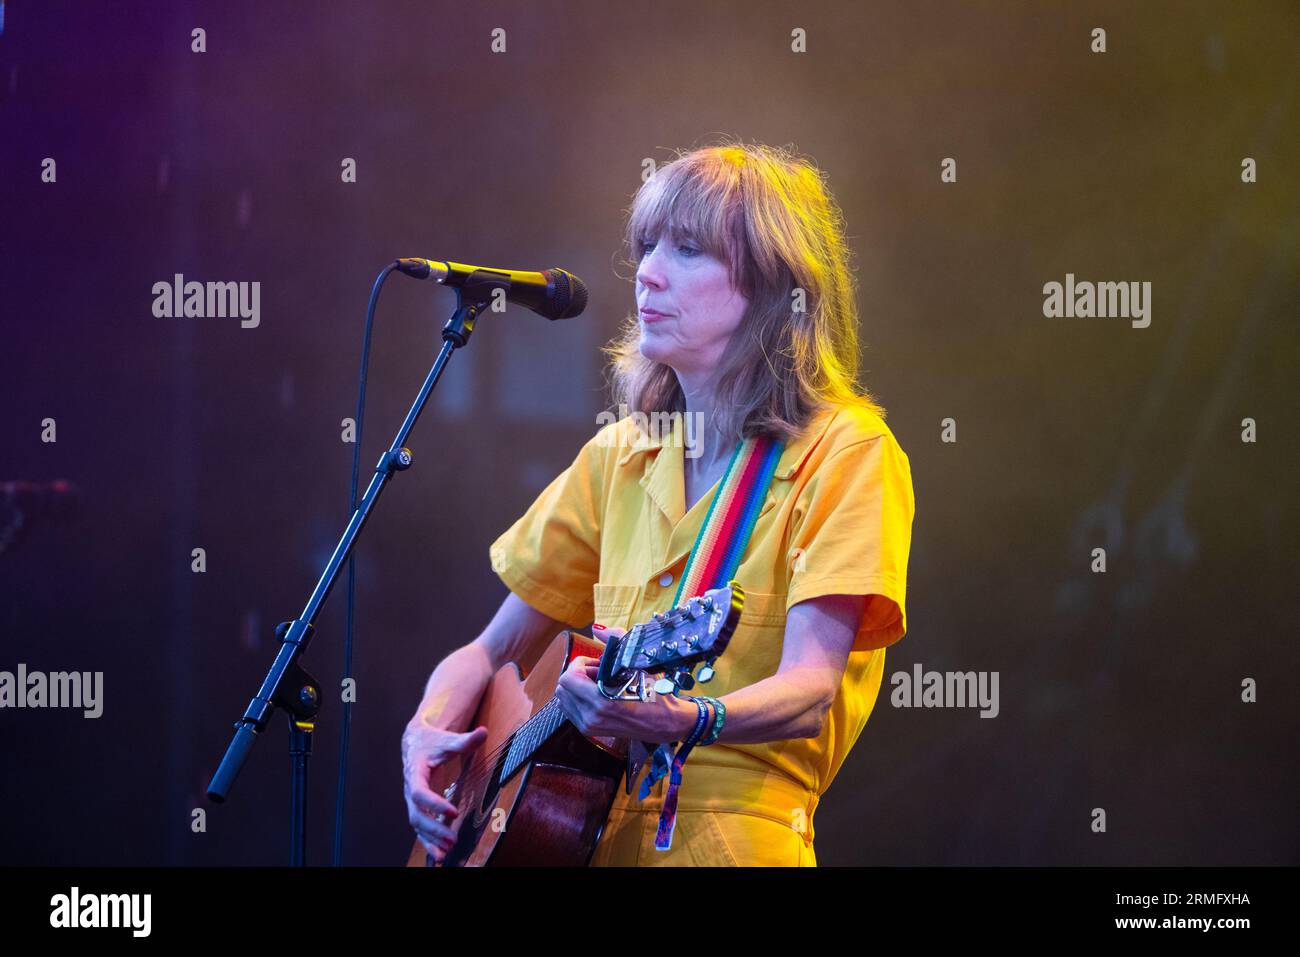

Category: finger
[403, 760, 436, 800]
[404, 763, 459, 817]
[443, 725, 489, 754]
[420, 836, 454, 864]
[419, 831, 454, 858]
[409, 784, 459, 820]
[553, 689, 579, 724]
[412, 822, 456, 858]
[569, 663, 598, 684]
[409, 809, 458, 847]
[422, 837, 450, 863]
[567, 657, 600, 678]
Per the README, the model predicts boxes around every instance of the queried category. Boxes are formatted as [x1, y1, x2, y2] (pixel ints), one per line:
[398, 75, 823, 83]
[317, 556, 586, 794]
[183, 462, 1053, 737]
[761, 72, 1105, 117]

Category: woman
[402, 141, 915, 866]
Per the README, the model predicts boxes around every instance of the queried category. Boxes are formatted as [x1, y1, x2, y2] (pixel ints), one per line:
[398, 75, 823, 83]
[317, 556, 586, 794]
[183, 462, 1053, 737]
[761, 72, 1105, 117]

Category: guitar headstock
[595, 582, 744, 697]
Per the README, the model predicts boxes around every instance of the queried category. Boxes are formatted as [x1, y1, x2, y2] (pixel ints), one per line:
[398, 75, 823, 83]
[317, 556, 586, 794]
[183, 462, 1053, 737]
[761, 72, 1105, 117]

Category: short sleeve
[488, 430, 607, 629]
[785, 433, 916, 651]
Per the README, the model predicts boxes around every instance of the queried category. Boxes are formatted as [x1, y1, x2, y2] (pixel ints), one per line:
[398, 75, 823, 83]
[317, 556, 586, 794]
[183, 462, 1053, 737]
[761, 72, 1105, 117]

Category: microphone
[395, 258, 588, 321]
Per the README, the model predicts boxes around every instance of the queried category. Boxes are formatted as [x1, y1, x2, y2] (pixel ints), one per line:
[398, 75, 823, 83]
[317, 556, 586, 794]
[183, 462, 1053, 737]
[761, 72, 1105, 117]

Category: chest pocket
[591, 582, 642, 633]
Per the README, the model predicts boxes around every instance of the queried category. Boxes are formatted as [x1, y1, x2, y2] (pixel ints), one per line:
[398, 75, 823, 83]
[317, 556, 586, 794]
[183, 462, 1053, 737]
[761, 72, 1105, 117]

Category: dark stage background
[1, 1, 1297, 866]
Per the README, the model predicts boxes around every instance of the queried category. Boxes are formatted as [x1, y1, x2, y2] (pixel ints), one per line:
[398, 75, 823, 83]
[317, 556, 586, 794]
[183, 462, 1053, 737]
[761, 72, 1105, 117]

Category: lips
[639, 308, 671, 322]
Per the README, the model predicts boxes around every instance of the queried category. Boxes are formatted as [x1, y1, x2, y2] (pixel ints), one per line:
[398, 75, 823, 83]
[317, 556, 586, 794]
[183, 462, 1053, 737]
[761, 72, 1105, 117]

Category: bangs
[625, 150, 747, 282]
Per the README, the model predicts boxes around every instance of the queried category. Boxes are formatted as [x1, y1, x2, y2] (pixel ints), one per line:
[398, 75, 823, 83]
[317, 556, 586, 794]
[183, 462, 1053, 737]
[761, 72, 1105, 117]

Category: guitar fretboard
[500, 697, 566, 782]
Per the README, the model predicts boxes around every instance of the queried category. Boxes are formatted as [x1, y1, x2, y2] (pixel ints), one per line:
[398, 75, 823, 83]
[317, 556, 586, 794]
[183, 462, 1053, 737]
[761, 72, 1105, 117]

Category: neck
[677, 373, 730, 474]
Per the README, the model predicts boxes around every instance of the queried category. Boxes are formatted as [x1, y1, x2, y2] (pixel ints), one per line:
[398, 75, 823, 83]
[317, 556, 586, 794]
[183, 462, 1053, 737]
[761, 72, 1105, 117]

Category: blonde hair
[603, 138, 885, 445]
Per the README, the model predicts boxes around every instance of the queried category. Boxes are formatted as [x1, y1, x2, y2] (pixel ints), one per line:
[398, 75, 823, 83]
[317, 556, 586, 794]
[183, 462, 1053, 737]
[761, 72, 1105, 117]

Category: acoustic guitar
[405, 582, 744, 867]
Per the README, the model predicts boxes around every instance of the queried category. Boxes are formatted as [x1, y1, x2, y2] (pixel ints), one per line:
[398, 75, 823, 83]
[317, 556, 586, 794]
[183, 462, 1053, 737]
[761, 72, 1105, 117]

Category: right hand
[402, 720, 490, 863]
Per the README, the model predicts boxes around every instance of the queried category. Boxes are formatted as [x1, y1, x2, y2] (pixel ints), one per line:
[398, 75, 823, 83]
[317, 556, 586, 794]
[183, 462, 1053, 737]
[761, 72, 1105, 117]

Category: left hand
[554, 627, 691, 742]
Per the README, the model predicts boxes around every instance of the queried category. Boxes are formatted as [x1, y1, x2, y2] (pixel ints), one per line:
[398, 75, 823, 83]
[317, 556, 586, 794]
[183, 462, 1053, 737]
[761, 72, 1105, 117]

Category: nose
[636, 245, 666, 292]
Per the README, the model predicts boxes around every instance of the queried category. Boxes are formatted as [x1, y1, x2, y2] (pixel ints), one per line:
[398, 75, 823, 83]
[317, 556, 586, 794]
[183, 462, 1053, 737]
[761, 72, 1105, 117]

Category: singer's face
[634, 229, 748, 376]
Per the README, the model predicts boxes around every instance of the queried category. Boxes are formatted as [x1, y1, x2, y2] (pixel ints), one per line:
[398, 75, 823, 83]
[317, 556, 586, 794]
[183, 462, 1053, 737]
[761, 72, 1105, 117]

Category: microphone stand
[207, 272, 505, 865]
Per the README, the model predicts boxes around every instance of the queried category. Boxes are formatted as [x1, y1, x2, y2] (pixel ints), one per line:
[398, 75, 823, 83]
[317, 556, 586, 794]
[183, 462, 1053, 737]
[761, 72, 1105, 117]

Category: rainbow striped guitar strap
[637, 432, 784, 851]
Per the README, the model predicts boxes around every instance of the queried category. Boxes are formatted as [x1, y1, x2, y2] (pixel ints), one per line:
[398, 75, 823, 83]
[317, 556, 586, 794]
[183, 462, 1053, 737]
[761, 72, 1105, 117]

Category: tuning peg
[675, 669, 695, 691]
[697, 660, 716, 683]
[653, 676, 676, 695]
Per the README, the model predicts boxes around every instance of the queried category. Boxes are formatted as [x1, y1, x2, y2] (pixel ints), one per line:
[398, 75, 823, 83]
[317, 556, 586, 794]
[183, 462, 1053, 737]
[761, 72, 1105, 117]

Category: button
[658, 572, 673, 587]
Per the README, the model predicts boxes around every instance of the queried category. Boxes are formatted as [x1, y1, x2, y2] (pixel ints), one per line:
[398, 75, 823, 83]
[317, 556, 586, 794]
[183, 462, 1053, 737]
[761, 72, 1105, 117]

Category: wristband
[699, 696, 726, 745]
[639, 696, 713, 852]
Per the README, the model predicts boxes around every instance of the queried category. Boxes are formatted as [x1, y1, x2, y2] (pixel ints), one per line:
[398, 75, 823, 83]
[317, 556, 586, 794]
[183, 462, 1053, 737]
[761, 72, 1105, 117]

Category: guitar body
[404, 582, 743, 867]
[405, 630, 626, 867]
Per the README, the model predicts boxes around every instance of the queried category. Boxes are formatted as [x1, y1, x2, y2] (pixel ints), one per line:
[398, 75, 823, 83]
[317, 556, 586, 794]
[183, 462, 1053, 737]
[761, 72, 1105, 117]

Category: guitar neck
[500, 696, 567, 781]
[494, 592, 734, 782]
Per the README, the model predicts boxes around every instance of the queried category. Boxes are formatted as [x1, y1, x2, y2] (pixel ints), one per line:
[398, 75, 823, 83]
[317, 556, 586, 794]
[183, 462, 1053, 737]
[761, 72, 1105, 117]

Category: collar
[615, 407, 840, 577]
[614, 405, 839, 481]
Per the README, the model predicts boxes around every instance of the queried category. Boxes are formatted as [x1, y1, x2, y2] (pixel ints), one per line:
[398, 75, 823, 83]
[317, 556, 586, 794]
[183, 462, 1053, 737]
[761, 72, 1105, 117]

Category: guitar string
[445, 697, 563, 805]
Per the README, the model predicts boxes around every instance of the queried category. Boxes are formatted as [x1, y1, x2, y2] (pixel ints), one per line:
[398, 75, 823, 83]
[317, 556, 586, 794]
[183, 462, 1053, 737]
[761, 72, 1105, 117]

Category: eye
[636, 237, 701, 259]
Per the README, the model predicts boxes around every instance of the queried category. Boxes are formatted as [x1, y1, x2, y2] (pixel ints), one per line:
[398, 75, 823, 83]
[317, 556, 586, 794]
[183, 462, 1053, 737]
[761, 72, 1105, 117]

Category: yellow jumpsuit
[490, 405, 915, 866]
